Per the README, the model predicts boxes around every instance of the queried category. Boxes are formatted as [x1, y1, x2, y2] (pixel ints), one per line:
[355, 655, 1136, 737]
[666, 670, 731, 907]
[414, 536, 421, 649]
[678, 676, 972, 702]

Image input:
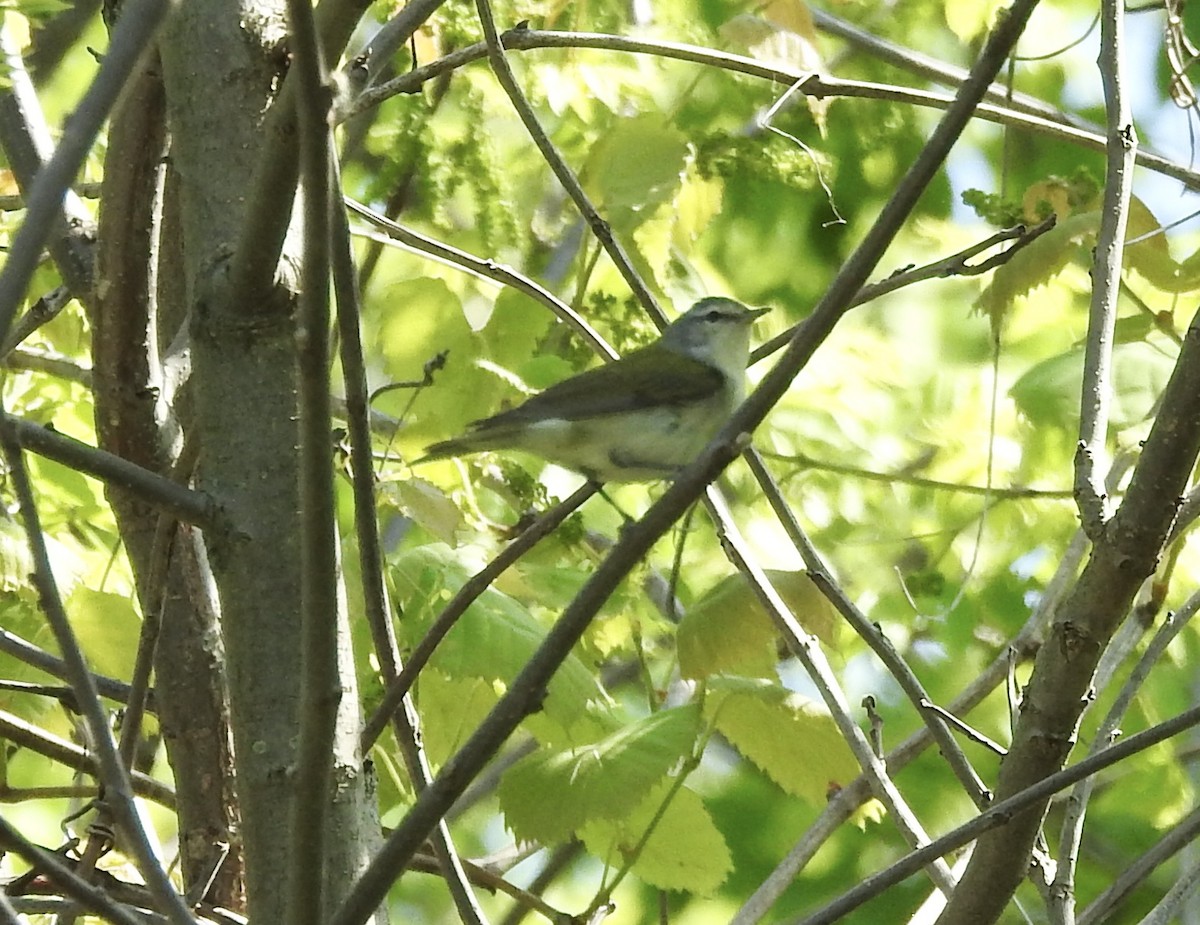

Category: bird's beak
[749, 307, 771, 321]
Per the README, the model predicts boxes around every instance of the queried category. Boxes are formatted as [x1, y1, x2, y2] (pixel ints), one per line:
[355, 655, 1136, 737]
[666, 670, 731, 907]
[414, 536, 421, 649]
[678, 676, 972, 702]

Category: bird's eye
[704, 311, 721, 322]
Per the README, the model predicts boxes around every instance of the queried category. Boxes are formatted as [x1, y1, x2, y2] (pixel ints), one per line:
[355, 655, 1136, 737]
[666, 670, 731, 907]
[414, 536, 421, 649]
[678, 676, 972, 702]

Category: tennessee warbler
[419, 297, 768, 482]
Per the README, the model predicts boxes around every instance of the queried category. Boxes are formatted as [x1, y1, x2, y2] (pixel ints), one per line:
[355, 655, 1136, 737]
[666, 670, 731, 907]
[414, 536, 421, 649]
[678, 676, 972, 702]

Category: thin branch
[408, 850, 569, 923]
[472, 5, 663, 323]
[765, 448, 1076, 499]
[792, 705, 1200, 925]
[0, 284, 74, 357]
[286, 0, 339, 919]
[811, 7, 1096, 131]
[345, 29, 1200, 191]
[0, 629, 135, 704]
[0, 413, 215, 528]
[0, 0, 172, 346]
[345, 198, 617, 359]
[1073, 0, 1137, 535]
[357, 0, 450, 82]
[2, 346, 92, 385]
[333, 151, 488, 924]
[0, 430, 194, 925]
[0, 708, 174, 807]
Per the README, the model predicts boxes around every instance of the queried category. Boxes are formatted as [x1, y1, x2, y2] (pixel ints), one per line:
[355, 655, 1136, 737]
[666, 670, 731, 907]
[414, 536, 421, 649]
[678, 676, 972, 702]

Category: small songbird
[418, 297, 768, 482]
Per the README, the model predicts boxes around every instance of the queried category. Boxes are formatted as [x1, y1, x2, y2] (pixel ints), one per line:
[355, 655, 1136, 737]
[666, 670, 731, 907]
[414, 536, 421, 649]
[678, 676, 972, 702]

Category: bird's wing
[475, 347, 725, 427]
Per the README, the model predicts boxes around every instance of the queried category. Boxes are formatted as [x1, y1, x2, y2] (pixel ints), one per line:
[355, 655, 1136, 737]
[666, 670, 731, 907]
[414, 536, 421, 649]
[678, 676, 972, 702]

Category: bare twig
[334, 150, 488, 924]
[1073, 0, 1137, 536]
[286, 0, 339, 918]
[0, 708, 174, 806]
[919, 700, 1007, 756]
[2, 346, 92, 385]
[0, 0, 172, 346]
[765, 448, 1076, 499]
[0, 413, 215, 528]
[0, 284, 74, 357]
[0, 629, 133, 703]
[346, 29, 1200, 191]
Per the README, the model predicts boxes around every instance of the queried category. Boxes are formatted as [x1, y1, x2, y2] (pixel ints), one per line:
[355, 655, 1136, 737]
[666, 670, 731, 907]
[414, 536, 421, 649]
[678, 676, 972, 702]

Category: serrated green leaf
[974, 211, 1097, 333]
[678, 570, 838, 680]
[580, 781, 731, 894]
[707, 677, 857, 803]
[390, 544, 610, 735]
[498, 705, 701, 844]
[1124, 198, 1179, 291]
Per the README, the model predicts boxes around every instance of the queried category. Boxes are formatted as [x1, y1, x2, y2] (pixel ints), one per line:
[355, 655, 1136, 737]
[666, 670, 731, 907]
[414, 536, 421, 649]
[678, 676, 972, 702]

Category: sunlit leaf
[707, 676, 858, 803]
[1010, 339, 1176, 431]
[498, 705, 701, 843]
[580, 781, 732, 894]
[678, 569, 838, 680]
[390, 545, 610, 735]
[581, 115, 689, 230]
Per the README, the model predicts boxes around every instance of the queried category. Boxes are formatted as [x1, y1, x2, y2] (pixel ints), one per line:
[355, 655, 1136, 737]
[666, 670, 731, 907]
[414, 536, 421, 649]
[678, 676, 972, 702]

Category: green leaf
[381, 282, 552, 456]
[383, 478, 463, 545]
[974, 211, 1096, 333]
[707, 677, 858, 803]
[678, 570, 838, 680]
[414, 670, 501, 767]
[0, 517, 34, 598]
[580, 781, 732, 894]
[498, 704, 701, 844]
[581, 115, 689, 230]
[390, 545, 610, 735]
[1010, 339, 1176, 431]
[66, 588, 141, 681]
